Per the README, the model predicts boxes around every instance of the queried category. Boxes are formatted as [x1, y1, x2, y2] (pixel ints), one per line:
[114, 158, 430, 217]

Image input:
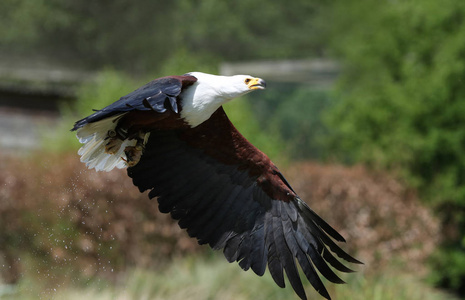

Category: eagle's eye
[244, 78, 251, 84]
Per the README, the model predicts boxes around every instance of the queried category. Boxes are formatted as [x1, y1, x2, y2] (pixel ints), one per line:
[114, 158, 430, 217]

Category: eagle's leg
[123, 132, 147, 167]
[105, 129, 123, 154]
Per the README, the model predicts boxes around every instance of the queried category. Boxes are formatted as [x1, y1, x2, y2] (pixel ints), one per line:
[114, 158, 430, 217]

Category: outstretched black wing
[72, 75, 197, 131]
[127, 108, 361, 300]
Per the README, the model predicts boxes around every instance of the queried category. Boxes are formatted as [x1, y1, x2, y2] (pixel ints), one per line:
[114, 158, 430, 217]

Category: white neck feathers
[180, 73, 251, 127]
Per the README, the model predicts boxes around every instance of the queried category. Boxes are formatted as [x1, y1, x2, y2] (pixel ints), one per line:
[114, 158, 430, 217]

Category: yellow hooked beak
[246, 77, 267, 90]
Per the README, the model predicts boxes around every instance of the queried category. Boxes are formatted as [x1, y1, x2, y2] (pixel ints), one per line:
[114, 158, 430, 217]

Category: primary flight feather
[72, 72, 361, 300]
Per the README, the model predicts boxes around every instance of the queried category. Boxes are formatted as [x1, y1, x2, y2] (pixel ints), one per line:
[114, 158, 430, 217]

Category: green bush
[324, 0, 465, 294]
[245, 83, 333, 160]
[0, 0, 327, 72]
[52, 257, 456, 300]
[224, 96, 287, 163]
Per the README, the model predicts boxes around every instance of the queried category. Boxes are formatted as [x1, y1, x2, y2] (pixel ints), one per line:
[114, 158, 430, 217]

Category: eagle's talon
[124, 144, 143, 167]
[105, 137, 122, 154]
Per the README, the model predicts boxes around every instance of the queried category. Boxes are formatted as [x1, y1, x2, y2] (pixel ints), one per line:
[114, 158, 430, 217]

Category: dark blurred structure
[0, 53, 94, 152]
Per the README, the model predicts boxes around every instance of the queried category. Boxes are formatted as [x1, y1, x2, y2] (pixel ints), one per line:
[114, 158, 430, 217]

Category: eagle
[71, 72, 361, 300]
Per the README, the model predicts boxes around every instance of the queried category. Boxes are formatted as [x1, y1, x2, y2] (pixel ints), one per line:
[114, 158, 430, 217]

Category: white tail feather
[76, 115, 133, 172]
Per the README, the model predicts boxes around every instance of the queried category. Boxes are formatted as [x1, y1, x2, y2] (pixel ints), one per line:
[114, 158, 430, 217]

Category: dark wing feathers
[272, 207, 306, 299]
[127, 109, 361, 300]
[72, 76, 196, 130]
[266, 213, 286, 288]
[321, 245, 356, 273]
[304, 204, 346, 242]
[241, 207, 266, 272]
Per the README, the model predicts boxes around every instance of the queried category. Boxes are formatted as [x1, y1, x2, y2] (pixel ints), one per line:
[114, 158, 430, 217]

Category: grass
[1, 253, 457, 300]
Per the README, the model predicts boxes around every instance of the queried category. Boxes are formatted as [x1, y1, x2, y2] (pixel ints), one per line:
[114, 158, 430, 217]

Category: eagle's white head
[180, 72, 266, 127]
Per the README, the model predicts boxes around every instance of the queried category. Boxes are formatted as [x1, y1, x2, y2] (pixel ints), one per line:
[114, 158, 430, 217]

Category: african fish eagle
[71, 72, 361, 300]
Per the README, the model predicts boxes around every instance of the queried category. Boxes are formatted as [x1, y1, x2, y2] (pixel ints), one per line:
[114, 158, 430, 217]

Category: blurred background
[0, 0, 464, 299]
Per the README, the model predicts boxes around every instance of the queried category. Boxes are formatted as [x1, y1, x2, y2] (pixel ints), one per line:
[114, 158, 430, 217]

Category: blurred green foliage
[246, 83, 333, 160]
[224, 97, 287, 163]
[324, 0, 465, 293]
[0, 0, 326, 72]
[7, 255, 456, 300]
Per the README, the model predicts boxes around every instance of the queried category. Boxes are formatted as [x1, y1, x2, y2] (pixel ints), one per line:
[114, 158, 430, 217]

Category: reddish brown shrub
[285, 163, 440, 274]
[0, 154, 439, 285]
[0, 153, 199, 284]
